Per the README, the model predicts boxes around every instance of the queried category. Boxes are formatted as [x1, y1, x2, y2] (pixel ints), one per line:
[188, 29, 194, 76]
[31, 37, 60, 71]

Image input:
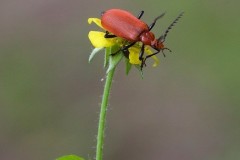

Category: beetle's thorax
[139, 31, 155, 46]
[139, 31, 164, 49]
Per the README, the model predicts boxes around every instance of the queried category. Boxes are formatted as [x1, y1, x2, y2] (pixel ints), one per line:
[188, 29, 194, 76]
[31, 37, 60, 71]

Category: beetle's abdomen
[101, 9, 148, 42]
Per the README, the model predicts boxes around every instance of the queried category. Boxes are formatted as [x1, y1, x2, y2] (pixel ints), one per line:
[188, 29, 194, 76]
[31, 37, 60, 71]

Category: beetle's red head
[152, 39, 164, 50]
[152, 38, 171, 57]
[140, 32, 171, 57]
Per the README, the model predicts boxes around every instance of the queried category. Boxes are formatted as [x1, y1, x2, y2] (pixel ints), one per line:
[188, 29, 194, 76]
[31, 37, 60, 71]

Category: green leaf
[56, 155, 84, 160]
[89, 47, 104, 63]
[105, 45, 123, 73]
[104, 47, 111, 68]
[125, 57, 132, 75]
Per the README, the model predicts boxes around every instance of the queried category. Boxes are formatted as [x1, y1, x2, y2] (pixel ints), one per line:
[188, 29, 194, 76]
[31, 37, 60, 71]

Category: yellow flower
[88, 18, 159, 67]
[128, 44, 159, 67]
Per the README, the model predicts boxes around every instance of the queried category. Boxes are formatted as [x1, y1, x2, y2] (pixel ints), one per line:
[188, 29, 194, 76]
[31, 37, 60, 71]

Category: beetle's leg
[148, 12, 165, 31]
[122, 48, 130, 58]
[111, 42, 136, 55]
[139, 44, 145, 60]
[141, 49, 160, 69]
[139, 44, 147, 69]
[144, 47, 172, 61]
[104, 31, 117, 38]
[137, 11, 144, 19]
[146, 50, 160, 59]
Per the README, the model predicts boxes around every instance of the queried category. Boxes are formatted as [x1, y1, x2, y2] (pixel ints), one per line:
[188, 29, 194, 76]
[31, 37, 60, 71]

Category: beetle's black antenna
[158, 12, 184, 42]
[149, 12, 166, 31]
[137, 11, 144, 19]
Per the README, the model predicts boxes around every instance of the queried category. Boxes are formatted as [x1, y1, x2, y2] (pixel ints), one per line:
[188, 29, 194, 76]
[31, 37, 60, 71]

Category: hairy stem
[96, 67, 116, 160]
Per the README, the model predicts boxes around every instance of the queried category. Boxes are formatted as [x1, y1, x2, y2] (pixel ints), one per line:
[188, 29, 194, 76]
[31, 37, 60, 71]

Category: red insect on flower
[101, 9, 184, 69]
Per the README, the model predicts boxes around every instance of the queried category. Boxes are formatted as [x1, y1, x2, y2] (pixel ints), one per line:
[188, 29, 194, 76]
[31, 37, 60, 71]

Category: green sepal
[106, 45, 123, 73]
[106, 52, 123, 73]
[56, 155, 84, 160]
[125, 57, 132, 75]
[89, 47, 104, 63]
[135, 65, 144, 79]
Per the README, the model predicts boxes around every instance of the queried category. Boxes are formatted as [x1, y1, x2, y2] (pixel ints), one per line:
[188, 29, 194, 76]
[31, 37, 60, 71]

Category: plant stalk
[96, 67, 116, 160]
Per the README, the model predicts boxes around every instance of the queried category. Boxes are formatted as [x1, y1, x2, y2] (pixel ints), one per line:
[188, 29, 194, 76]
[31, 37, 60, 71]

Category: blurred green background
[1, 0, 240, 160]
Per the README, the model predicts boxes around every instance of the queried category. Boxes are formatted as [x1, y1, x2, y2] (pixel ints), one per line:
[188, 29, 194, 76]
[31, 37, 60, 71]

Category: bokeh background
[1, 0, 240, 160]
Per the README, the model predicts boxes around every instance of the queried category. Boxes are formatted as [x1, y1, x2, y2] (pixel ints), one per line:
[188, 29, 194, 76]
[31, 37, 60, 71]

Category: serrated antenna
[158, 12, 184, 42]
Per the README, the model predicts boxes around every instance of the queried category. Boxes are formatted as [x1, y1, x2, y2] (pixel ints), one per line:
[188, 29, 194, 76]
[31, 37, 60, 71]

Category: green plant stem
[96, 67, 116, 160]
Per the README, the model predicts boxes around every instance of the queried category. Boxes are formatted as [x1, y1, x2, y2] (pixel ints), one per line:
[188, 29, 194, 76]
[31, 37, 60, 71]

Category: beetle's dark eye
[101, 11, 106, 16]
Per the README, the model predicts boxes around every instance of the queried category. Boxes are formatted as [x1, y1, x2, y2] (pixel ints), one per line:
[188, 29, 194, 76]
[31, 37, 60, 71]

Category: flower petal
[128, 46, 160, 66]
[88, 31, 116, 48]
[88, 18, 104, 29]
[128, 47, 141, 65]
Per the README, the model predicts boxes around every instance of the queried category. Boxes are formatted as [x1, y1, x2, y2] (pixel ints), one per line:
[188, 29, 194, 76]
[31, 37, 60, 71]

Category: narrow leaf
[104, 47, 111, 68]
[135, 65, 144, 79]
[89, 47, 104, 63]
[125, 57, 132, 75]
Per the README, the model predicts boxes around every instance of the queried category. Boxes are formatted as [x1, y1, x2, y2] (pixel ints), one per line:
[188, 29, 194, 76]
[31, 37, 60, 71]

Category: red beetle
[101, 9, 183, 68]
